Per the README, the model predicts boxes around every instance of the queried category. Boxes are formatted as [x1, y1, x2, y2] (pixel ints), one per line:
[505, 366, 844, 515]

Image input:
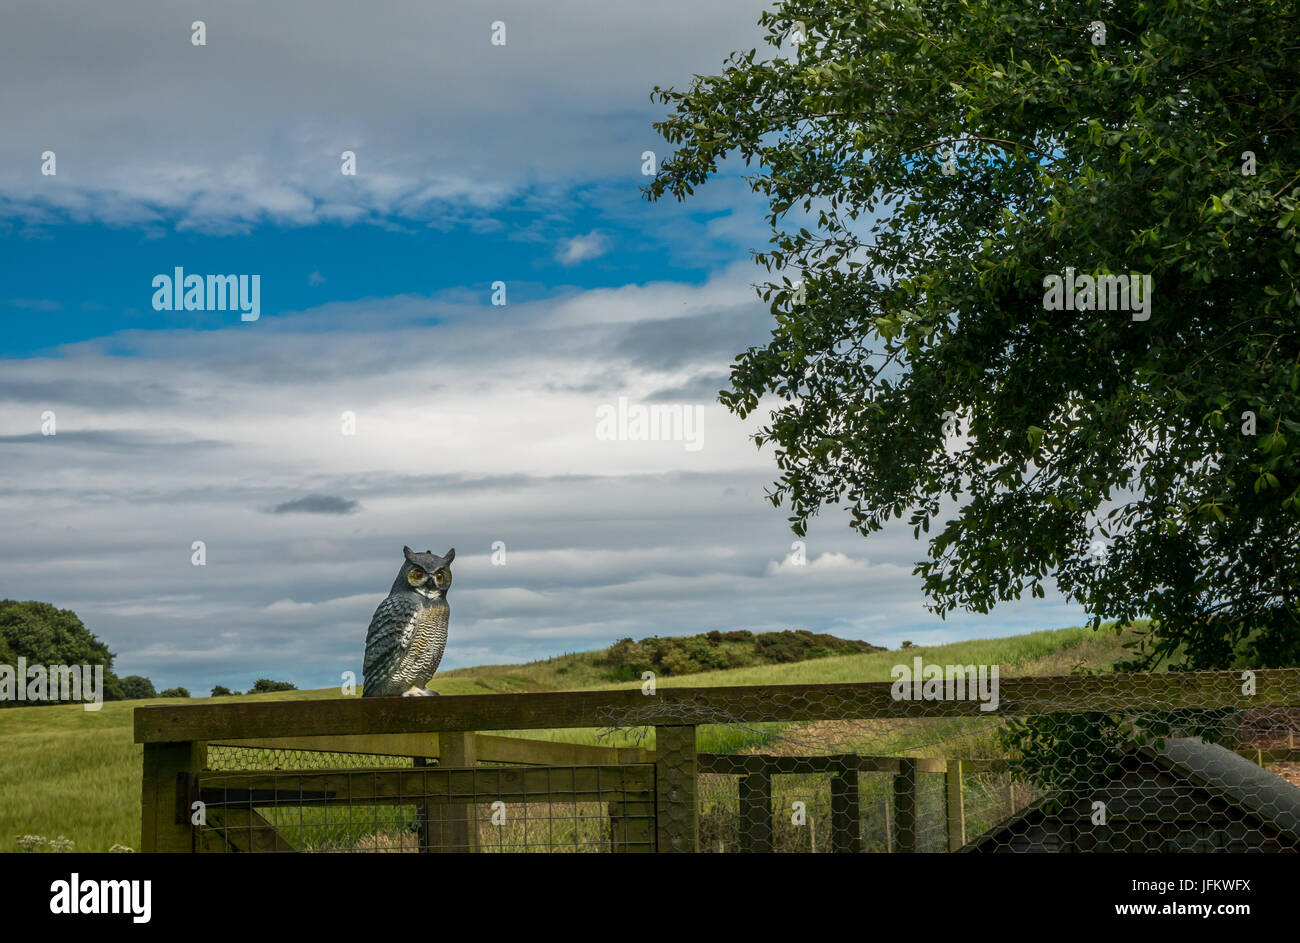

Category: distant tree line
[0, 600, 295, 705]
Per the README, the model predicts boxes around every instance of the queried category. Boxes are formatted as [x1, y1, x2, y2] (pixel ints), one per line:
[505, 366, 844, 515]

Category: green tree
[118, 675, 157, 700]
[158, 687, 190, 698]
[646, 0, 1300, 669]
[250, 679, 296, 693]
[0, 600, 123, 705]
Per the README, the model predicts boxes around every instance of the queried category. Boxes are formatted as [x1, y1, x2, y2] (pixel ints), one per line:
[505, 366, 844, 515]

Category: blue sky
[0, 189, 737, 356]
[0, 0, 1086, 694]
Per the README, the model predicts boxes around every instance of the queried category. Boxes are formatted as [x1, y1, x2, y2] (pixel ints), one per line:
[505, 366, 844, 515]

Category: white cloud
[556, 230, 609, 266]
[0, 0, 774, 231]
[0, 271, 1088, 690]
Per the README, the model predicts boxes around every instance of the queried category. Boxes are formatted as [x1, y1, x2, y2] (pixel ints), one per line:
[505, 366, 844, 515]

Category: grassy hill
[439, 628, 885, 690]
[0, 623, 1135, 852]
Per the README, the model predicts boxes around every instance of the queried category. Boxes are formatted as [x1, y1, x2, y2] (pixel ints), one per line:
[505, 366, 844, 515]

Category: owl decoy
[363, 545, 454, 697]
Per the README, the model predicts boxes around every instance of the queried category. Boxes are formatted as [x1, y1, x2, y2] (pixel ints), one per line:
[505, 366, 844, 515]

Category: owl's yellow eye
[406, 568, 425, 585]
[434, 570, 450, 586]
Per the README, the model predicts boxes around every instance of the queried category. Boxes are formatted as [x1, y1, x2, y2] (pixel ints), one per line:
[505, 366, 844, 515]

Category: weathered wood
[945, 759, 966, 852]
[208, 731, 654, 767]
[414, 756, 432, 854]
[199, 826, 232, 853]
[654, 725, 698, 853]
[140, 741, 205, 853]
[699, 754, 949, 775]
[474, 735, 652, 767]
[737, 771, 773, 853]
[135, 669, 1300, 742]
[212, 732, 439, 758]
[830, 769, 861, 853]
[430, 732, 477, 852]
[198, 787, 334, 804]
[894, 758, 919, 853]
[608, 800, 655, 853]
[197, 764, 655, 807]
[207, 807, 296, 853]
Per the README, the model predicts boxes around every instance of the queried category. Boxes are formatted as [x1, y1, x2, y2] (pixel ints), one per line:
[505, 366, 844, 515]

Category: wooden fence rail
[135, 668, 1300, 853]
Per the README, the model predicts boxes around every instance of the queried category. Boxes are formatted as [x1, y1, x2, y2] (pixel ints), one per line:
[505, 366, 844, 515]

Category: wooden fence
[134, 668, 1300, 852]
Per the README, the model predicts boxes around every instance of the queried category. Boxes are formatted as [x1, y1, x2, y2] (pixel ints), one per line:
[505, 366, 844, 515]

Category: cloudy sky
[0, 0, 1085, 693]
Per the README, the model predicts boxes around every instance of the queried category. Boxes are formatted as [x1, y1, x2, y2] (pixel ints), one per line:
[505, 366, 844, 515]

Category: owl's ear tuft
[402, 545, 415, 560]
[444, 548, 455, 563]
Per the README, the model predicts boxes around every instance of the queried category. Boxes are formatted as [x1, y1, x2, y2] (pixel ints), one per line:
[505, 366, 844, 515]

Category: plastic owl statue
[363, 545, 455, 697]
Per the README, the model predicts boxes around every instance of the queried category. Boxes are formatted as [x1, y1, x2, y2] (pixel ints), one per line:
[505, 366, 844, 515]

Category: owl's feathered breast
[363, 591, 449, 696]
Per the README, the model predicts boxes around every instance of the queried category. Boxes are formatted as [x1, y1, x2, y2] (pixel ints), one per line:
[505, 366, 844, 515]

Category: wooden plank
[894, 758, 919, 853]
[206, 807, 296, 853]
[608, 800, 655, 853]
[475, 735, 652, 767]
[199, 827, 232, 853]
[414, 756, 432, 853]
[430, 732, 477, 853]
[211, 733, 439, 758]
[945, 759, 965, 852]
[654, 725, 698, 853]
[135, 669, 1300, 742]
[140, 741, 205, 853]
[830, 769, 861, 853]
[197, 764, 654, 807]
[210, 731, 653, 766]
[699, 754, 948, 775]
[737, 771, 773, 853]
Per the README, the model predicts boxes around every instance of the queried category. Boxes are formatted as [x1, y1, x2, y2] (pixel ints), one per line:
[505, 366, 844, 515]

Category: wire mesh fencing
[147, 669, 1300, 853]
[197, 754, 654, 853]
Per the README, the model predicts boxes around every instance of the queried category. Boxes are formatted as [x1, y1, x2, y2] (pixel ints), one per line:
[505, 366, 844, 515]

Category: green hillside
[0, 624, 1134, 852]
[439, 628, 886, 690]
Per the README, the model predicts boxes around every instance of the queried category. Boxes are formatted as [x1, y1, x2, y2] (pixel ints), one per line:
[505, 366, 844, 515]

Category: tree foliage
[602, 628, 881, 680]
[250, 679, 297, 693]
[647, 0, 1300, 669]
[118, 675, 157, 700]
[0, 600, 124, 704]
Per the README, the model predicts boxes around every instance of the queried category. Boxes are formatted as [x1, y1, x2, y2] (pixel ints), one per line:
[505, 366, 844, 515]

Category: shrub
[118, 675, 157, 700]
[250, 679, 297, 693]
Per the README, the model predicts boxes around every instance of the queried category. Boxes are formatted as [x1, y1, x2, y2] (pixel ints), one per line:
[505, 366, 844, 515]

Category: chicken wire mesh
[186, 671, 1300, 853]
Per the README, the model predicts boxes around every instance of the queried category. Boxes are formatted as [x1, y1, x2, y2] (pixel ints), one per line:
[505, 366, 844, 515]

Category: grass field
[0, 623, 1135, 852]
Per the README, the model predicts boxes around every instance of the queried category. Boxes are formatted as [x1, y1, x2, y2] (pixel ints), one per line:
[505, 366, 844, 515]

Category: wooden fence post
[945, 759, 965, 852]
[413, 755, 432, 852]
[430, 731, 478, 852]
[893, 757, 918, 853]
[610, 751, 655, 853]
[737, 769, 773, 853]
[829, 768, 861, 853]
[141, 740, 205, 853]
[654, 725, 698, 852]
